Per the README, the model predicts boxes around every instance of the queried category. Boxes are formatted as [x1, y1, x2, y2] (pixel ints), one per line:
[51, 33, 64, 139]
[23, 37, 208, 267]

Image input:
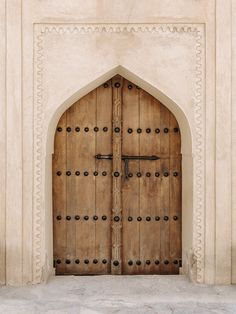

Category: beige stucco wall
[0, 0, 235, 285]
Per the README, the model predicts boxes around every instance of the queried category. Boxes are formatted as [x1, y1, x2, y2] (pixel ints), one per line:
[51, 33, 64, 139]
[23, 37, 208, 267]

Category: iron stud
[84, 216, 89, 221]
[66, 127, 71, 132]
[155, 128, 160, 133]
[66, 171, 71, 176]
[84, 171, 89, 176]
[66, 216, 71, 221]
[137, 216, 142, 222]
[56, 171, 62, 176]
[146, 128, 151, 133]
[103, 127, 108, 132]
[56, 215, 62, 220]
[93, 215, 98, 221]
[137, 128, 142, 133]
[128, 128, 133, 133]
[136, 260, 141, 266]
[114, 216, 120, 222]
[102, 215, 107, 221]
[128, 260, 133, 266]
[75, 171, 80, 176]
[65, 259, 71, 264]
[75, 215, 80, 220]
[84, 259, 89, 264]
[94, 127, 99, 132]
[102, 259, 107, 264]
[128, 216, 133, 222]
[75, 259, 80, 264]
[164, 216, 169, 221]
[75, 127, 80, 132]
[84, 127, 89, 132]
[57, 127, 62, 132]
[146, 216, 151, 221]
[113, 260, 119, 266]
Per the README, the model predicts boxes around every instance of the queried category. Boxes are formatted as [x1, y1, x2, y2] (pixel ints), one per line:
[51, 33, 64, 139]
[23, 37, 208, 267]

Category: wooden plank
[122, 80, 140, 275]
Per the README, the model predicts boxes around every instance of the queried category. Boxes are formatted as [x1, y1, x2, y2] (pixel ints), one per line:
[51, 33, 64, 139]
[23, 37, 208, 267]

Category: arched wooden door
[53, 75, 181, 275]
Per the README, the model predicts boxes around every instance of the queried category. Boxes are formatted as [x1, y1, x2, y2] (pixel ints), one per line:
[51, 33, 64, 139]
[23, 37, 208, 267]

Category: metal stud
[164, 216, 169, 221]
[84, 171, 89, 176]
[146, 172, 151, 177]
[155, 260, 160, 265]
[84, 215, 89, 221]
[137, 216, 142, 221]
[66, 127, 71, 132]
[173, 172, 178, 177]
[57, 127, 62, 132]
[136, 260, 141, 266]
[103, 127, 108, 132]
[155, 128, 160, 133]
[128, 84, 133, 90]
[114, 171, 120, 177]
[173, 216, 178, 221]
[66, 171, 71, 176]
[164, 128, 169, 133]
[103, 82, 109, 88]
[137, 172, 142, 177]
[65, 259, 71, 264]
[93, 259, 98, 264]
[93, 171, 98, 176]
[128, 260, 133, 266]
[155, 216, 160, 221]
[93, 215, 98, 221]
[66, 216, 71, 221]
[114, 82, 120, 88]
[174, 127, 179, 133]
[56, 215, 62, 220]
[146, 128, 151, 133]
[102, 171, 107, 176]
[56, 171, 62, 176]
[84, 259, 89, 264]
[56, 259, 61, 264]
[164, 260, 169, 265]
[75, 127, 80, 132]
[113, 260, 119, 266]
[75, 171, 80, 176]
[155, 172, 160, 177]
[137, 128, 142, 133]
[102, 215, 107, 221]
[128, 128, 133, 133]
[128, 173, 133, 178]
[128, 216, 133, 222]
[84, 127, 89, 132]
[114, 127, 120, 133]
[173, 260, 178, 265]
[75, 259, 80, 264]
[94, 127, 99, 132]
[114, 216, 120, 222]
[102, 259, 107, 264]
[164, 172, 169, 177]
[146, 216, 151, 221]
[146, 260, 151, 265]
[75, 215, 80, 220]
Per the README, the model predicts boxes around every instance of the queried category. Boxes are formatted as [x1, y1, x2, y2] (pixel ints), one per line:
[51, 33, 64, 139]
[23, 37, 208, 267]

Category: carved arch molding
[33, 24, 205, 283]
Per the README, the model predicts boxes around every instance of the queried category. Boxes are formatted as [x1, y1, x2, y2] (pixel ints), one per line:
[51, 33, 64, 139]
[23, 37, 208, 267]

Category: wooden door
[53, 75, 181, 275]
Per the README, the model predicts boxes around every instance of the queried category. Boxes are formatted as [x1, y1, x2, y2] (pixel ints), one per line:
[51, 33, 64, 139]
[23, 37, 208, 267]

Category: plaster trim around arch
[33, 24, 204, 284]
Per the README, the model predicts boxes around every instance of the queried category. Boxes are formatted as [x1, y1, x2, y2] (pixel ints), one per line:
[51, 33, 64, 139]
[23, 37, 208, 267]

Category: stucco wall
[0, 0, 235, 285]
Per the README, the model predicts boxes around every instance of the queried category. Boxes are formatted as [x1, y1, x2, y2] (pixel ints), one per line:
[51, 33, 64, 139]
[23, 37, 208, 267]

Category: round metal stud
[173, 216, 178, 221]
[102, 171, 107, 176]
[56, 171, 62, 176]
[114, 172, 120, 177]
[93, 171, 98, 176]
[84, 127, 89, 132]
[56, 259, 61, 264]
[84, 216, 89, 221]
[114, 82, 120, 88]
[146, 172, 151, 177]
[155, 128, 160, 133]
[75, 171, 80, 176]
[128, 216, 133, 222]
[75, 127, 80, 132]
[137, 172, 142, 177]
[174, 127, 179, 133]
[164, 260, 169, 265]
[102, 259, 107, 264]
[57, 127, 62, 132]
[65, 259, 71, 264]
[66, 171, 71, 176]
[173, 260, 178, 265]
[164, 128, 169, 133]
[75, 215, 80, 220]
[103, 127, 108, 132]
[75, 259, 80, 264]
[146, 260, 151, 265]
[137, 128, 142, 133]
[164, 216, 169, 221]
[66, 127, 71, 132]
[128, 84, 133, 90]
[155, 216, 160, 221]
[137, 216, 142, 222]
[113, 260, 119, 266]
[164, 172, 169, 177]
[114, 127, 120, 133]
[114, 216, 120, 222]
[103, 82, 109, 88]
[155, 172, 160, 177]
[56, 215, 62, 220]
[102, 215, 107, 221]
[128, 260, 133, 266]
[94, 127, 99, 132]
[128, 128, 133, 134]
[146, 216, 151, 221]
[93, 259, 98, 264]
[155, 260, 160, 265]
[84, 171, 89, 176]
[173, 172, 178, 177]
[146, 128, 151, 133]
[93, 215, 98, 221]
[136, 260, 141, 266]
[128, 173, 133, 178]
[84, 259, 89, 264]
[66, 216, 71, 221]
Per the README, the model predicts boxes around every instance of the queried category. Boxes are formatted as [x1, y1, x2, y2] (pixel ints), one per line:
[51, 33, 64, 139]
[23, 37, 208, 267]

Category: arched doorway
[53, 75, 181, 275]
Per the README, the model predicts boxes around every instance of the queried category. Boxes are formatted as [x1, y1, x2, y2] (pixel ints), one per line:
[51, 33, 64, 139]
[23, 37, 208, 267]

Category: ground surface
[0, 275, 236, 313]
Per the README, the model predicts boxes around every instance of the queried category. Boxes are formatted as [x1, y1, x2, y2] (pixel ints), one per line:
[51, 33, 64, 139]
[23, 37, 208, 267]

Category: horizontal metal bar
[95, 154, 160, 160]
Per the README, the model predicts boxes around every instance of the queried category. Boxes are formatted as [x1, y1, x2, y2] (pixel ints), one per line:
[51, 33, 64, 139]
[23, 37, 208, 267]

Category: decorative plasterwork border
[33, 24, 205, 283]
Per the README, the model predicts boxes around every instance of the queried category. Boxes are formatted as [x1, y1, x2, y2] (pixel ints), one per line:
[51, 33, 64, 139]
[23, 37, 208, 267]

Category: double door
[53, 75, 181, 275]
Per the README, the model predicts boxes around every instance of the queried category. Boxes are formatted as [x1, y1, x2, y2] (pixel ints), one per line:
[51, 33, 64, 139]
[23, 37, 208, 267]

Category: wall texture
[0, 0, 235, 285]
